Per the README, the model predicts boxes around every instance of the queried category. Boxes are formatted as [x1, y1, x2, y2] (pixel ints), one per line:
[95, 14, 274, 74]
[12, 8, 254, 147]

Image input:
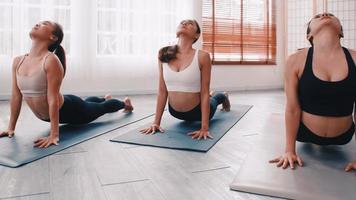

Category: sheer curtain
[0, 0, 197, 98]
[0, 0, 71, 97]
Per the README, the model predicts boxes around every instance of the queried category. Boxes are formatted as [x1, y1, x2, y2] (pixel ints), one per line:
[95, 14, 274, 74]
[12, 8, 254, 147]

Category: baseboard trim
[0, 85, 283, 101]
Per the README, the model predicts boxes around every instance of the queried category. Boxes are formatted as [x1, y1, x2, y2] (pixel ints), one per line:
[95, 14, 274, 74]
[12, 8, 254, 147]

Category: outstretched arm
[344, 104, 356, 172]
[140, 61, 168, 134]
[188, 50, 213, 140]
[344, 49, 356, 172]
[0, 57, 23, 137]
[153, 61, 168, 127]
[34, 55, 63, 148]
[269, 52, 303, 169]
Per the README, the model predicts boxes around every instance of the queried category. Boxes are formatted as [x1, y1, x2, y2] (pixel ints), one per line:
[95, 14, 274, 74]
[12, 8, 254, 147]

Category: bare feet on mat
[221, 92, 231, 112]
[104, 94, 113, 100]
[345, 161, 356, 172]
[123, 97, 134, 113]
[0, 130, 15, 138]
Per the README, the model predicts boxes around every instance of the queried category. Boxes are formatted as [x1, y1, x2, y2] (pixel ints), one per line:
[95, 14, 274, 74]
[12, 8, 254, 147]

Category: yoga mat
[230, 114, 356, 200]
[110, 104, 252, 152]
[0, 110, 154, 168]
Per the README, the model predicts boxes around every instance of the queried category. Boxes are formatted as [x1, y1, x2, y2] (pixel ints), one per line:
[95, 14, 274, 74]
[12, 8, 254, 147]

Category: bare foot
[123, 97, 134, 113]
[104, 94, 112, 100]
[221, 92, 231, 112]
[0, 130, 14, 138]
[210, 90, 215, 97]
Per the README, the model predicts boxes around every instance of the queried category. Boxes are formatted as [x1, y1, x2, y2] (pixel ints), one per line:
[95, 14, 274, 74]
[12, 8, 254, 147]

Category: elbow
[200, 91, 210, 101]
[47, 96, 60, 110]
[200, 86, 210, 97]
[11, 92, 22, 101]
[10, 95, 22, 104]
[285, 106, 301, 118]
[158, 88, 168, 97]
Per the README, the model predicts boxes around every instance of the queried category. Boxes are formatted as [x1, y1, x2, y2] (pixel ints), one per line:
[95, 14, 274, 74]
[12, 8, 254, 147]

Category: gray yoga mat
[0, 110, 154, 168]
[110, 104, 252, 152]
[230, 114, 356, 200]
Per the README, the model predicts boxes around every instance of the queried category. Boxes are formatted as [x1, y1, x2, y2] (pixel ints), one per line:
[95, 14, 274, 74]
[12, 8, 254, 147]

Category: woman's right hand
[139, 124, 165, 135]
[269, 152, 303, 169]
[0, 130, 15, 138]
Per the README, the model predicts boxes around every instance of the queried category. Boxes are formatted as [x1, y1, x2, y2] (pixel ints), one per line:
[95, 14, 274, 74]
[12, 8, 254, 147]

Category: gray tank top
[16, 53, 51, 97]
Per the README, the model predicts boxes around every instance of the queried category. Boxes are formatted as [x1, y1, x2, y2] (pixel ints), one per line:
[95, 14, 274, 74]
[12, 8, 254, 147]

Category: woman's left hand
[187, 129, 213, 140]
[345, 161, 356, 172]
[34, 134, 59, 148]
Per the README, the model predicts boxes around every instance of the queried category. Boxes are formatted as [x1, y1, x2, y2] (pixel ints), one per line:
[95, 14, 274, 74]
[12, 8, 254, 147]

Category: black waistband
[297, 122, 355, 145]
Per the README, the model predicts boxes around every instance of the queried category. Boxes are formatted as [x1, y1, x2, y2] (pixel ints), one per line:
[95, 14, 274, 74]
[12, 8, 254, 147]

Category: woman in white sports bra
[0, 21, 133, 148]
[140, 19, 231, 140]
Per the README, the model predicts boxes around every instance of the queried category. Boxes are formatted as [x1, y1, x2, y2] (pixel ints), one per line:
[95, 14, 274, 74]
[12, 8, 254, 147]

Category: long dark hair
[159, 20, 201, 63]
[48, 22, 66, 76]
[306, 13, 343, 46]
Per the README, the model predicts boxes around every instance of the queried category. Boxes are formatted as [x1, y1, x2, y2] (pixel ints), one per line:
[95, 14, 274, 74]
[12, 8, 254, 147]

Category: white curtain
[0, 0, 72, 97]
[0, 0, 199, 98]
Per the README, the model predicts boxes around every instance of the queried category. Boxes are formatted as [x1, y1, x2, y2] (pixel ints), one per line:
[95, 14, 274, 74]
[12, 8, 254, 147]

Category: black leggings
[46, 95, 125, 124]
[168, 93, 226, 121]
[296, 122, 355, 145]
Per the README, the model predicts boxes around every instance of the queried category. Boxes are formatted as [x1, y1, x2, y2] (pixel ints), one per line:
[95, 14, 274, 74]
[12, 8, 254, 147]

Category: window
[286, 0, 313, 55]
[0, 0, 71, 56]
[326, 0, 356, 49]
[0, 0, 13, 56]
[202, 0, 276, 65]
[96, 0, 191, 57]
[287, 0, 356, 55]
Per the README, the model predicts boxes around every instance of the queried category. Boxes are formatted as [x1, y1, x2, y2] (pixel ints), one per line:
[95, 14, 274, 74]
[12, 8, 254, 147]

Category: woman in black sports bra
[270, 13, 356, 172]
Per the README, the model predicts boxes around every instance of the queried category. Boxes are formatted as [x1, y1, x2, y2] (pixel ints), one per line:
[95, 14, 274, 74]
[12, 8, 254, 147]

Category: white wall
[0, 0, 285, 100]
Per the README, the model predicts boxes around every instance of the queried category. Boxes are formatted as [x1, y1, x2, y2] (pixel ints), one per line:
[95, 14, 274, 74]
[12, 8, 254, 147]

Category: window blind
[202, 0, 276, 65]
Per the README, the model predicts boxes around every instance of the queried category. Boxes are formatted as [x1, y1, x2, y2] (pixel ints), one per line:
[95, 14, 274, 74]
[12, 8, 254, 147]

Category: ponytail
[48, 22, 66, 77]
[54, 45, 66, 76]
[158, 45, 179, 63]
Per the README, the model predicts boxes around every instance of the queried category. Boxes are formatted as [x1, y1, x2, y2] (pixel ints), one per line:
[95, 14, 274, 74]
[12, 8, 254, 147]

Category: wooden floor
[0, 90, 286, 200]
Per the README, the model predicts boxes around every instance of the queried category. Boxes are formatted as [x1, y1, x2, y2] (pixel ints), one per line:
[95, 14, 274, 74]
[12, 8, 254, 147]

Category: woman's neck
[177, 36, 194, 54]
[29, 41, 49, 57]
[313, 29, 342, 54]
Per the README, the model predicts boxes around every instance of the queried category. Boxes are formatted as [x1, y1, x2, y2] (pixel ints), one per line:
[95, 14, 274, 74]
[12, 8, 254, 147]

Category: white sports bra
[162, 49, 201, 93]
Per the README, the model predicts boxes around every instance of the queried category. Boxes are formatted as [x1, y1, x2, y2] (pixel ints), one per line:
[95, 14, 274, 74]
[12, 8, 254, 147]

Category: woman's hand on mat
[139, 124, 165, 135]
[269, 152, 303, 169]
[0, 130, 15, 138]
[187, 129, 213, 140]
[34, 135, 59, 148]
[345, 161, 356, 172]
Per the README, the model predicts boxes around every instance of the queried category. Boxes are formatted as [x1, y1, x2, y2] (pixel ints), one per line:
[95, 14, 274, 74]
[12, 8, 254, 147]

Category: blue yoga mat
[0, 110, 154, 168]
[110, 104, 252, 152]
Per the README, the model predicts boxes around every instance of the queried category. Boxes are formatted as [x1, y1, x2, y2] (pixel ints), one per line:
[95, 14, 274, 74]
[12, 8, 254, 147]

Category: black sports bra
[298, 47, 356, 117]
